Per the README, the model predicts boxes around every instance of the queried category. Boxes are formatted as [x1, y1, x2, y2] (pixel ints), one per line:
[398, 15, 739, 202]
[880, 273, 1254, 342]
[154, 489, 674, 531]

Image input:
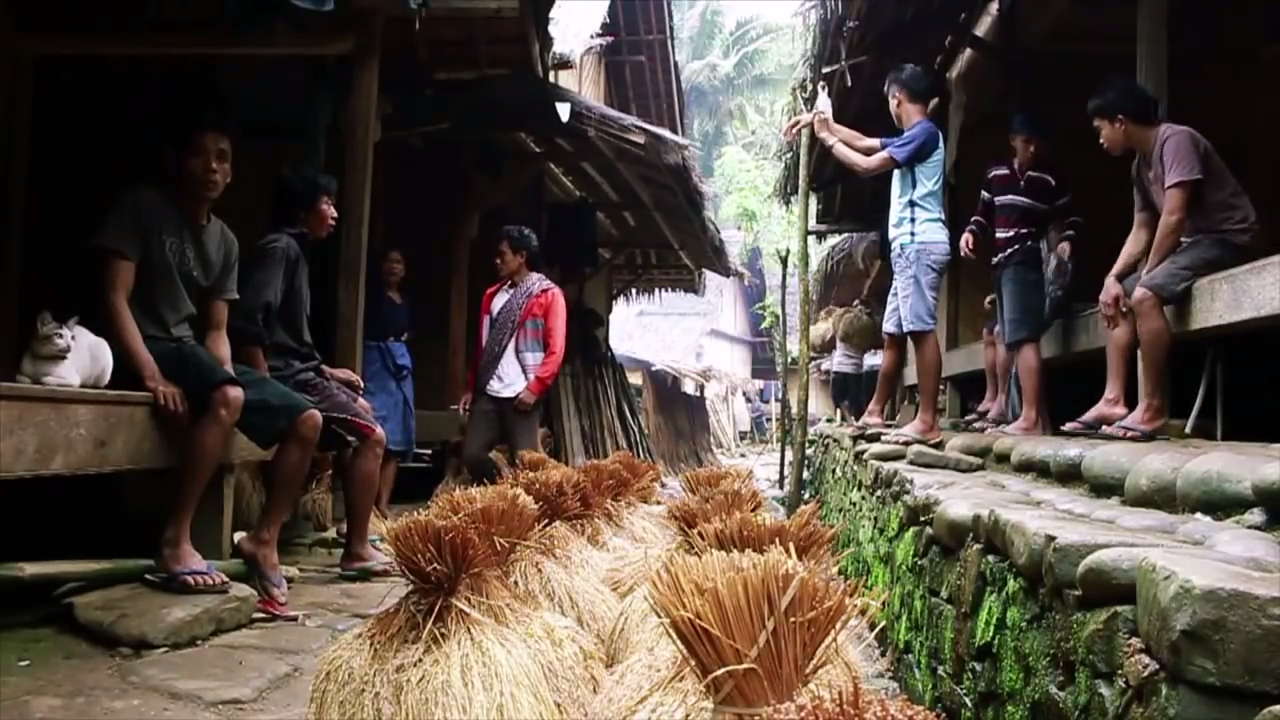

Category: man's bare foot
[1060, 400, 1129, 433]
[989, 418, 1046, 436]
[1100, 406, 1167, 440]
[884, 418, 941, 446]
[156, 543, 228, 589]
[856, 411, 890, 428]
[235, 533, 287, 605]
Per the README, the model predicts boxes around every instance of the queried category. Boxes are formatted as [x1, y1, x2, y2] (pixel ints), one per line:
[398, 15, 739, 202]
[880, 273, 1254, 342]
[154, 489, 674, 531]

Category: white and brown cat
[16, 311, 114, 388]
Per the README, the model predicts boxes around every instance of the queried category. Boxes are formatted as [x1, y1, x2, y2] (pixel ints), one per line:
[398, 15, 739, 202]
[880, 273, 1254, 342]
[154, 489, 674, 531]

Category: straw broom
[683, 503, 837, 564]
[680, 466, 758, 498]
[646, 549, 872, 715]
[665, 484, 767, 537]
[309, 484, 603, 720]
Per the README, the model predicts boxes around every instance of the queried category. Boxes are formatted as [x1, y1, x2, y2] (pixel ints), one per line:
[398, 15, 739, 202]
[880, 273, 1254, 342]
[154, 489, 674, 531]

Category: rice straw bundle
[680, 466, 757, 498]
[606, 450, 662, 502]
[835, 305, 880, 352]
[665, 484, 766, 536]
[683, 503, 837, 564]
[310, 484, 605, 720]
[809, 307, 841, 354]
[647, 549, 863, 714]
[763, 684, 942, 719]
[517, 450, 566, 472]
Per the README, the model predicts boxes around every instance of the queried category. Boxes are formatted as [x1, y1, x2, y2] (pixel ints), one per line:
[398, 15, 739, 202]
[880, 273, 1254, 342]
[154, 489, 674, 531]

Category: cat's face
[32, 312, 75, 358]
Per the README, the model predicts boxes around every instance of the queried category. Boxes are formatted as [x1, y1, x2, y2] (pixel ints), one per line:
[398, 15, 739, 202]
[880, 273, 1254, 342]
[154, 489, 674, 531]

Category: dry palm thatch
[764, 684, 943, 719]
[835, 303, 880, 352]
[679, 466, 758, 498]
[309, 485, 605, 720]
[647, 549, 865, 714]
[683, 503, 837, 564]
[665, 484, 766, 536]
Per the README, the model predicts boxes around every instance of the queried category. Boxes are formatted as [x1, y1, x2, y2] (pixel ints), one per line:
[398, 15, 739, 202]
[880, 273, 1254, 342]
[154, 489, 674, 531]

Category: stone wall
[807, 429, 1280, 720]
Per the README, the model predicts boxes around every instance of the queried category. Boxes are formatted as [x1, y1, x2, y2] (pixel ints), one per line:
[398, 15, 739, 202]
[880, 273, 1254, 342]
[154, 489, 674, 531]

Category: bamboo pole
[775, 246, 790, 491]
[788, 127, 813, 513]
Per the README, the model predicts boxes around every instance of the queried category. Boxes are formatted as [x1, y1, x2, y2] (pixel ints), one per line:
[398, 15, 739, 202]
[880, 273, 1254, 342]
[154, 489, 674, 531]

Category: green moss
[807, 434, 1117, 720]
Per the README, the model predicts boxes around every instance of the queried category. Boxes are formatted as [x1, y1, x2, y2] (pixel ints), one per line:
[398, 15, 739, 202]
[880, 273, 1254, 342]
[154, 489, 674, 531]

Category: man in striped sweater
[960, 113, 1083, 435]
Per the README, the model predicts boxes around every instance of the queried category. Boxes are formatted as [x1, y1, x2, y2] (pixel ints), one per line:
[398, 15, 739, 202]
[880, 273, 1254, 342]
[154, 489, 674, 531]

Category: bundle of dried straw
[308, 484, 604, 720]
[835, 305, 880, 352]
[683, 503, 837, 564]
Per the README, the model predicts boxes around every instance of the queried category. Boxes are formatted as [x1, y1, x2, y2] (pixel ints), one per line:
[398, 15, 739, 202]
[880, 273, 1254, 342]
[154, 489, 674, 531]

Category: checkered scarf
[475, 272, 554, 394]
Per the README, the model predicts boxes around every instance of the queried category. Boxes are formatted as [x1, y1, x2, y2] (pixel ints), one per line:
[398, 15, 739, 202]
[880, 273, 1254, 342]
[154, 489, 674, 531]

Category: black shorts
[1121, 237, 1251, 303]
[830, 371, 864, 416]
[133, 339, 313, 449]
[995, 260, 1046, 348]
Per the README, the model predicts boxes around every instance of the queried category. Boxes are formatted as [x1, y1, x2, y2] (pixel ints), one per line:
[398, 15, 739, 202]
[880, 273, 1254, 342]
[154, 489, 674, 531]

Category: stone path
[809, 426, 1280, 718]
[0, 569, 406, 720]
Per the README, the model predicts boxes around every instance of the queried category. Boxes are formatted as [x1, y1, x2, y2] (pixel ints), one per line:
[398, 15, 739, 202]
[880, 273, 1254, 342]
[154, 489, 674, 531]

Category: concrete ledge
[905, 253, 1280, 386]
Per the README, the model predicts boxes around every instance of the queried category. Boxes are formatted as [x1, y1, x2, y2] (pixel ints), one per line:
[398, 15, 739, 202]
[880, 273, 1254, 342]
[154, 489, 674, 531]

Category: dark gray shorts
[995, 261, 1046, 348]
[1121, 238, 1251, 303]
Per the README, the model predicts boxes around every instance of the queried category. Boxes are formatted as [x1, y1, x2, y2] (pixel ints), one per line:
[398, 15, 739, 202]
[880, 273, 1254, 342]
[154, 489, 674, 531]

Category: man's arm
[104, 258, 163, 384]
[828, 121, 884, 155]
[824, 141, 899, 178]
[525, 289, 567, 398]
[1144, 184, 1191, 274]
[965, 172, 996, 243]
[1107, 209, 1157, 280]
[205, 300, 234, 370]
[230, 239, 286, 375]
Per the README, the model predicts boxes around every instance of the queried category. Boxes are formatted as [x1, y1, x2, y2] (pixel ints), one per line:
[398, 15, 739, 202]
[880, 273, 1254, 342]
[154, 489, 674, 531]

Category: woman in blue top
[361, 247, 415, 518]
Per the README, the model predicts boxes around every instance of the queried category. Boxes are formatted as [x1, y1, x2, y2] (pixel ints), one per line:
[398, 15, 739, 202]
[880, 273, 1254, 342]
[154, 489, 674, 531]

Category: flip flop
[233, 533, 290, 609]
[337, 560, 398, 582]
[1059, 418, 1105, 437]
[1094, 421, 1166, 443]
[336, 531, 392, 555]
[962, 410, 990, 424]
[884, 430, 945, 449]
[141, 562, 230, 595]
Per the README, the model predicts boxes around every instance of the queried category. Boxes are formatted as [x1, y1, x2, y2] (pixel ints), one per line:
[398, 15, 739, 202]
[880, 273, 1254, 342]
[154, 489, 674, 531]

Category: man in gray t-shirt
[95, 120, 321, 612]
[1061, 78, 1259, 441]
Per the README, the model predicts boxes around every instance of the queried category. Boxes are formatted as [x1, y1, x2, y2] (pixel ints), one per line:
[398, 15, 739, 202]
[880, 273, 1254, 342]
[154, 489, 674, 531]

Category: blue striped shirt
[881, 119, 948, 248]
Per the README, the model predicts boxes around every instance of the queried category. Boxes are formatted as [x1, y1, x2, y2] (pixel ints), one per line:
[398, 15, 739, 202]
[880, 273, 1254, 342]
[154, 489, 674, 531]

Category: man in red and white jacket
[459, 225, 567, 481]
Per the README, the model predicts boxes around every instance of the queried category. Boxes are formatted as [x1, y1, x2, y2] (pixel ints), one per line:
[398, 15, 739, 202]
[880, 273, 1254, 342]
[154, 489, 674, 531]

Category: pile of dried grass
[309, 484, 604, 720]
[683, 503, 837, 564]
[648, 549, 864, 713]
[764, 685, 943, 719]
[680, 466, 757, 498]
[835, 304, 881, 352]
[665, 484, 766, 536]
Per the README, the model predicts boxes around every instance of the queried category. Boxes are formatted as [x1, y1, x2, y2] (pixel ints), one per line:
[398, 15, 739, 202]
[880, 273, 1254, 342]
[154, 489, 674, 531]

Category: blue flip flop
[142, 562, 230, 595]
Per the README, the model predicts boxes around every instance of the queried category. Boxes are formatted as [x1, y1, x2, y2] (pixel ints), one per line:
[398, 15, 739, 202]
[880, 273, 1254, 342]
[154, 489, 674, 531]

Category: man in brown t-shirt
[1060, 77, 1259, 441]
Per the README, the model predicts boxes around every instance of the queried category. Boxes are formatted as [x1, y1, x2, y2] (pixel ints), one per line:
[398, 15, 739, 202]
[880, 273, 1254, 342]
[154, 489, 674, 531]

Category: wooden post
[775, 246, 789, 491]
[1135, 0, 1167, 401]
[191, 467, 235, 561]
[333, 14, 382, 372]
[445, 207, 480, 404]
[1, 51, 31, 381]
[787, 126, 813, 513]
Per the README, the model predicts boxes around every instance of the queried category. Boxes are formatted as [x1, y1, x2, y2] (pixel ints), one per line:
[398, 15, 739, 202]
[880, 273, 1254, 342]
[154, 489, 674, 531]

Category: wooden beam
[520, 0, 546, 77]
[1136, 0, 1168, 118]
[1, 50, 31, 382]
[334, 14, 383, 372]
[19, 32, 355, 56]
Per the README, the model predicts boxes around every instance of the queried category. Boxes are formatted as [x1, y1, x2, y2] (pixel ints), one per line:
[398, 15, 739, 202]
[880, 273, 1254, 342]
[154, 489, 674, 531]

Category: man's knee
[292, 408, 324, 444]
[366, 425, 387, 452]
[1130, 286, 1164, 315]
[210, 384, 245, 424]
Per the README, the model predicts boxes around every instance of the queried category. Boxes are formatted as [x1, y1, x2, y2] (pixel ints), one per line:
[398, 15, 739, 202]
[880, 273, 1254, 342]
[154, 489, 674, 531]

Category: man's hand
[983, 294, 996, 311]
[145, 376, 188, 420]
[1056, 241, 1072, 260]
[326, 367, 364, 392]
[514, 388, 537, 411]
[458, 392, 473, 415]
[1098, 275, 1128, 330]
[813, 113, 833, 142]
[782, 112, 814, 139]
[960, 231, 978, 259]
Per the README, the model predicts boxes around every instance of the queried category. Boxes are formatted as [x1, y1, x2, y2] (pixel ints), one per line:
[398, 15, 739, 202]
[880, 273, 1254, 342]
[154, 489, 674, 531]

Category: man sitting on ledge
[1062, 78, 1259, 441]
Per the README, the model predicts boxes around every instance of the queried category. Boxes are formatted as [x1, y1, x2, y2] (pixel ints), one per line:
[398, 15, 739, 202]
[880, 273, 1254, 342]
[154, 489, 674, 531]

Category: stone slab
[69, 583, 257, 648]
[205, 624, 334, 654]
[945, 433, 998, 458]
[1081, 443, 1168, 497]
[1123, 449, 1200, 510]
[1203, 528, 1280, 567]
[1177, 452, 1277, 515]
[1136, 551, 1280, 695]
[906, 444, 984, 473]
[121, 646, 300, 705]
[1076, 546, 1278, 605]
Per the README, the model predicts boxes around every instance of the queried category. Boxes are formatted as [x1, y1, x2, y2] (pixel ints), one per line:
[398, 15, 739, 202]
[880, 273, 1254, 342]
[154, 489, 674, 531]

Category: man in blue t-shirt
[784, 64, 949, 446]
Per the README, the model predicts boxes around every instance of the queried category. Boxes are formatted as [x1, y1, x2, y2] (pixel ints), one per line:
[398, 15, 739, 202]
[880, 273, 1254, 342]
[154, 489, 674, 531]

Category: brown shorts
[285, 371, 380, 451]
[1121, 237, 1250, 303]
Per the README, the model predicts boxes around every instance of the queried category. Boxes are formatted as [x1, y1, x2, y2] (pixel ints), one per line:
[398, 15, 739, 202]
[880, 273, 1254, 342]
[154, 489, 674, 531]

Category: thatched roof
[811, 231, 880, 311]
[601, 0, 683, 135]
[775, 0, 981, 222]
[442, 75, 730, 293]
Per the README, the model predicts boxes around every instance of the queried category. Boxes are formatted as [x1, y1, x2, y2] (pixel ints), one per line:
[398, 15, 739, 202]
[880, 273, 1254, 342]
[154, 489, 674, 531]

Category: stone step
[939, 431, 1280, 518]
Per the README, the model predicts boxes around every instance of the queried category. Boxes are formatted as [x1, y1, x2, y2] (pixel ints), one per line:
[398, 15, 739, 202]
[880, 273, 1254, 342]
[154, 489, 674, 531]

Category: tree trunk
[788, 126, 813, 512]
[775, 247, 790, 491]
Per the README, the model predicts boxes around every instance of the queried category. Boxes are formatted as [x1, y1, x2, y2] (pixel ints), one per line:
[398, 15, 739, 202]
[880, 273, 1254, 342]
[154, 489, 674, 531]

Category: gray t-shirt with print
[93, 187, 240, 341]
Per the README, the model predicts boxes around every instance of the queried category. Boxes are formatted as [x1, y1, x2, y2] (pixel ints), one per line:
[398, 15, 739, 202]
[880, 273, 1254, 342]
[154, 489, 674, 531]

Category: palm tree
[675, 0, 794, 178]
